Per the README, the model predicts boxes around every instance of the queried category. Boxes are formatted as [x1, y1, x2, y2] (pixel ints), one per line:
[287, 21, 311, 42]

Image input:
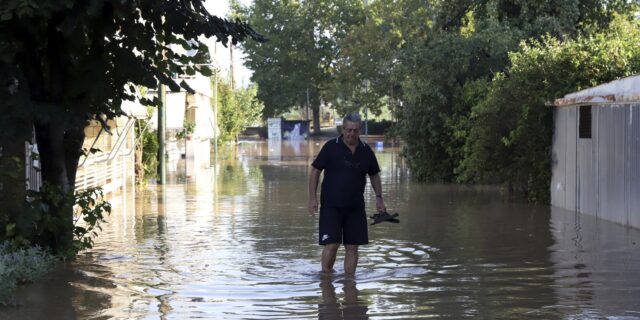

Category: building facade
[149, 73, 217, 181]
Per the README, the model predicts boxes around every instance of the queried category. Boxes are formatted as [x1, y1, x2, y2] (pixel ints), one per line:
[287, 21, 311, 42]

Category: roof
[554, 74, 640, 107]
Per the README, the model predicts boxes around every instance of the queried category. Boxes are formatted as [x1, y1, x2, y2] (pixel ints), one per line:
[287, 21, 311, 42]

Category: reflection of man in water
[308, 113, 386, 275]
[319, 277, 368, 319]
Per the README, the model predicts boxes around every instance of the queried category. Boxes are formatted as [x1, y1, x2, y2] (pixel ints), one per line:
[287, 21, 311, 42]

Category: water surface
[2, 139, 639, 319]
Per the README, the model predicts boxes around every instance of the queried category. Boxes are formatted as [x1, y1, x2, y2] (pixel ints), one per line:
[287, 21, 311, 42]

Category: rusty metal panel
[627, 104, 640, 228]
[554, 74, 640, 107]
[551, 108, 568, 208]
[596, 105, 626, 225]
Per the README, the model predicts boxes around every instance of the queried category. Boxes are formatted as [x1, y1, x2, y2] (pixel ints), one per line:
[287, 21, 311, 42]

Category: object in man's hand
[369, 211, 400, 225]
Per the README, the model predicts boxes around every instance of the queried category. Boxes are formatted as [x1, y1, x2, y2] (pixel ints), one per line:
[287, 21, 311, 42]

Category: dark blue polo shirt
[312, 135, 381, 208]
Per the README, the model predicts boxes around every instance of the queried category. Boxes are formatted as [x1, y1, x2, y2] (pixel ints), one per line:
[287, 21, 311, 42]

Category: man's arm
[370, 173, 387, 212]
[308, 167, 322, 215]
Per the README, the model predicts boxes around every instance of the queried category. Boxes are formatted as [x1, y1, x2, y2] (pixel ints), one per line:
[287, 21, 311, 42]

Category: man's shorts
[318, 206, 368, 245]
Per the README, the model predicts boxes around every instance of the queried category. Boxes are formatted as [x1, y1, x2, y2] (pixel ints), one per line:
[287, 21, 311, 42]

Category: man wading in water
[308, 113, 386, 275]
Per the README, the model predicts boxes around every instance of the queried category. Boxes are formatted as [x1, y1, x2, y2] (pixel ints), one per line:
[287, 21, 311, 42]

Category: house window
[579, 105, 592, 139]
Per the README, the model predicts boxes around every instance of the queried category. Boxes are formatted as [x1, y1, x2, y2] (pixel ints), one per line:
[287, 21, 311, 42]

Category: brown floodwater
[2, 139, 639, 319]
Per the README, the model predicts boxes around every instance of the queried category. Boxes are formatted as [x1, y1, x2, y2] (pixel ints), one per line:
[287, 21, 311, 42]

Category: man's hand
[308, 197, 318, 216]
[308, 167, 321, 216]
[370, 174, 386, 213]
[376, 197, 386, 213]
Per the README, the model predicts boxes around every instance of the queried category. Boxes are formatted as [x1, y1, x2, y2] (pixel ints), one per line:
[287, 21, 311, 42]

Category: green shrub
[3, 185, 111, 260]
[0, 242, 57, 306]
[459, 14, 640, 203]
[135, 117, 159, 183]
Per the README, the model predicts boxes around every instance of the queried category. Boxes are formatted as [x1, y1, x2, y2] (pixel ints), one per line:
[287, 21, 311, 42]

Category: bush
[0, 242, 57, 306]
[3, 185, 111, 260]
[459, 14, 640, 203]
[135, 118, 159, 183]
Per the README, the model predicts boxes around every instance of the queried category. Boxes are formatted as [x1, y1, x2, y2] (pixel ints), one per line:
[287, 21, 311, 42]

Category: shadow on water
[1, 139, 639, 319]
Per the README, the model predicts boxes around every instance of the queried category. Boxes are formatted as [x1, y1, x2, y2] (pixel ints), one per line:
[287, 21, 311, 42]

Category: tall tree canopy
[328, 0, 432, 117]
[457, 14, 640, 202]
[329, 0, 637, 200]
[233, 0, 363, 133]
[0, 0, 263, 253]
[395, 0, 635, 186]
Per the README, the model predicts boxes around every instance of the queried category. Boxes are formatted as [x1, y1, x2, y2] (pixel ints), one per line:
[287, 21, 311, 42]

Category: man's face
[342, 120, 361, 145]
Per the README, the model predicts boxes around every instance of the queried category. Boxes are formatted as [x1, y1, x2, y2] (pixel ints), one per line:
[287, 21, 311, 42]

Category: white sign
[166, 92, 186, 129]
[267, 118, 282, 140]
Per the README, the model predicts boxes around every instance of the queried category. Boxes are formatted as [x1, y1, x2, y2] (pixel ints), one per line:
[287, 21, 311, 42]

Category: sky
[203, 0, 254, 88]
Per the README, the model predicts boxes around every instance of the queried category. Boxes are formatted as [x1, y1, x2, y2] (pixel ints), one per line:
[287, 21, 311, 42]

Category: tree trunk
[35, 123, 72, 193]
[33, 119, 85, 253]
[0, 139, 26, 219]
[313, 103, 320, 135]
[0, 63, 29, 221]
[64, 124, 85, 189]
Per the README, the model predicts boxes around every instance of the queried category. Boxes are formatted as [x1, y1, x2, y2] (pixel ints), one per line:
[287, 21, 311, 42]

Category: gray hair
[343, 113, 362, 124]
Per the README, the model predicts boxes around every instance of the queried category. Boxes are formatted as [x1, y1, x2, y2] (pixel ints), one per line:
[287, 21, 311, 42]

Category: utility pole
[213, 68, 219, 158]
[306, 88, 310, 121]
[158, 83, 166, 184]
[230, 43, 235, 88]
[364, 80, 369, 140]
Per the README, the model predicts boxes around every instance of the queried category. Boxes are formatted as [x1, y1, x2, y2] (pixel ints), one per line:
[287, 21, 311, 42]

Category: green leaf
[198, 66, 212, 77]
[179, 80, 193, 92]
[5, 223, 16, 236]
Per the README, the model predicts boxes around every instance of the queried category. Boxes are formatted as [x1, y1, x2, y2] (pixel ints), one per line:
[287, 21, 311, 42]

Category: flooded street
[2, 139, 640, 319]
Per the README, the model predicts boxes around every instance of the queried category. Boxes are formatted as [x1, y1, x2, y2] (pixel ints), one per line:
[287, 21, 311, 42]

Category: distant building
[148, 70, 217, 180]
[552, 75, 640, 229]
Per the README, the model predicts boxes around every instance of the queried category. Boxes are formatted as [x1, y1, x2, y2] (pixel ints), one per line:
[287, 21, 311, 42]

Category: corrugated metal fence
[552, 103, 640, 228]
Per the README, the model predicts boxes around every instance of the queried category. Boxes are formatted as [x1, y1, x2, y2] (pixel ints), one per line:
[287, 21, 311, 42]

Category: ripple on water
[7, 151, 640, 320]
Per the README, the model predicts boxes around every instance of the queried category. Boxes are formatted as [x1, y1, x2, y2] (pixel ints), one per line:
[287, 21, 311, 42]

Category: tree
[459, 14, 640, 202]
[398, 23, 522, 181]
[233, 0, 362, 133]
[396, 0, 635, 183]
[330, 0, 432, 117]
[0, 0, 263, 253]
[217, 78, 264, 143]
